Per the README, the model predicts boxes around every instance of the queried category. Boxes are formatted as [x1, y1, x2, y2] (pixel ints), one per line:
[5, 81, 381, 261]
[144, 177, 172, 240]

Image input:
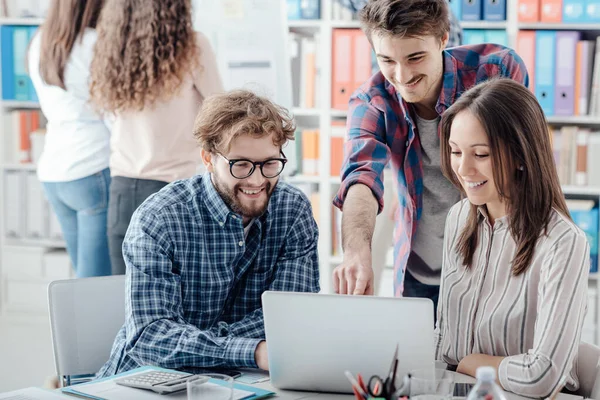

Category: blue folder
[28, 26, 39, 102]
[448, 0, 463, 20]
[462, 0, 483, 20]
[484, 30, 508, 46]
[563, 0, 587, 22]
[483, 0, 506, 20]
[300, 0, 320, 19]
[13, 26, 30, 101]
[1, 26, 15, 100]
[287, 0, 301, 20]
[586, 0, 600, 22]
[534, 31, 556, 116]
[463, 29, 486, 45]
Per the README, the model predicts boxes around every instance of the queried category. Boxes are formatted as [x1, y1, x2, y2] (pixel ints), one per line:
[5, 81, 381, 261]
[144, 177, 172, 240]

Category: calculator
[115, 370, 197, 394]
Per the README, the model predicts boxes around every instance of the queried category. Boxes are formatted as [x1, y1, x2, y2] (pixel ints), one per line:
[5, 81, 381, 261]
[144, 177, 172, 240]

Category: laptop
[262, 291, 435, 393]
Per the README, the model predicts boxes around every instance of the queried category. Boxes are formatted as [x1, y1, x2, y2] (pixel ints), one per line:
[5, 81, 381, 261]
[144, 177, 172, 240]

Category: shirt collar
[201, 173, 240, 226]
[477, 205, 509, 227]
[438, 49, 459, 113]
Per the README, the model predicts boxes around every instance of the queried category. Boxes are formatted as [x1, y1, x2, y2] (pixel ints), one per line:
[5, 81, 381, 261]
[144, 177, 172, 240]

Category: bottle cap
[476, 366, 496, 382]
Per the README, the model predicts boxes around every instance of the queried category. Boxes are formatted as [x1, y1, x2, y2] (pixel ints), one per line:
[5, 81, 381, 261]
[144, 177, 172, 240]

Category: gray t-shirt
[407, 115, 460, 285]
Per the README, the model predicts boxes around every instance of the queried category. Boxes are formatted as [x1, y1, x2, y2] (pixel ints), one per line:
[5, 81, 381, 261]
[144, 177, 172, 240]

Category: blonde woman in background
[28, 0, 111, 277]
[90, 0, 223, 275]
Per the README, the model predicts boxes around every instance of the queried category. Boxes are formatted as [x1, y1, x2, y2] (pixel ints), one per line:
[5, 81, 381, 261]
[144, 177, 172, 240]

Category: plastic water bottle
[466, 366, 507, 400]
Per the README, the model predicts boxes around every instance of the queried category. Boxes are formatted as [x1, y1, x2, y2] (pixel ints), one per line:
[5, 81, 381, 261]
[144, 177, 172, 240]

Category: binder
[574, 41, 595, 115]
[517, 31, 536, 92]
[563, 0, 587, 21]
[287, 0, 301, 19]
[485, 30, 508, 46]
[331, 29, 354, 110]
[352, 30, 372, 95]
[1, 26, 15, 100]
[448, 0, 463, 20]
[28, 26, 39, 102]
[330, 122, 345, 177]
[554, 31, 580, 116]
[13, 26, 30, 101]
[586, 0, 600, 22]
[25, 171, 47, 239]
[518, 0, 540, 21]
[4, 170, 23, 238]
[483, 0, 507, 20]
[535, 30, 556, 116]
[462, 0, 483, 20]
[540, 0, 563, 22]
[300, 0, 320, 19]
[463, 29, 486, 45]
[289, 33, 302, 107]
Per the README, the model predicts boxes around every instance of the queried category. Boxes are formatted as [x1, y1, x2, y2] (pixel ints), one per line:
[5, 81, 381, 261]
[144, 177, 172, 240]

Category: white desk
[251, 371, 584, 400]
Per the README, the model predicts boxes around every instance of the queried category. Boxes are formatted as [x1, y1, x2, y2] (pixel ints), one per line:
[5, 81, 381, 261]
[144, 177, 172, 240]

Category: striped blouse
[435, 199, 590, 398]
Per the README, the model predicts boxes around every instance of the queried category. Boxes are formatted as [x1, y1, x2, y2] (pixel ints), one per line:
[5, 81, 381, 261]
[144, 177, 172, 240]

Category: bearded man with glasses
[97, 90, 320, 378]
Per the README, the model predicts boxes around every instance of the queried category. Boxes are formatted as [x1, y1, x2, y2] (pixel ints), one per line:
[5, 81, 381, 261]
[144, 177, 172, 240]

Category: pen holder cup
[408, 368, 455, 400]
[187, 373, 234, 400]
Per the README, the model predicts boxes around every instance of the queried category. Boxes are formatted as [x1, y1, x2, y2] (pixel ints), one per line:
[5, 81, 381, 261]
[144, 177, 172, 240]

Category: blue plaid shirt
[97, 174, 320, 377]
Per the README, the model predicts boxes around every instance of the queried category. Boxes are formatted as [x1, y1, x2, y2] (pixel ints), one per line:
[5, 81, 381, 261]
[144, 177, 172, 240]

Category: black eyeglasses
[218, 152, 288, 179]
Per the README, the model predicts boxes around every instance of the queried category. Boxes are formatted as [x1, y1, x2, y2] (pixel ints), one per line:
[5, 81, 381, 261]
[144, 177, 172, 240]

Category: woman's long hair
[39, 0, 104, 89]
[89, 0, 198, 113]
[440, 78, 570, 275]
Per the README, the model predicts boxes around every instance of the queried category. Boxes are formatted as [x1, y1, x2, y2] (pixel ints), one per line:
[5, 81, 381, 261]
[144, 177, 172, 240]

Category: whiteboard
[192, 0, 292, 110]
[192, 0, 295, 173]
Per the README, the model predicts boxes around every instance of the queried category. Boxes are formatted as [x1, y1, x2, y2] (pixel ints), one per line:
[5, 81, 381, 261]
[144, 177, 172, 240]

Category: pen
[357, 373, 369, 393]
[544, 376, 568, 400]
[344, 370, 369, 400]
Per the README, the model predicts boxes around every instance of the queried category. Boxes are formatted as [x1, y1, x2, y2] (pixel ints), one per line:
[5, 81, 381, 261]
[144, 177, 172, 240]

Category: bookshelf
[286, 0, 600, 343]
[0, 14, 72, 315]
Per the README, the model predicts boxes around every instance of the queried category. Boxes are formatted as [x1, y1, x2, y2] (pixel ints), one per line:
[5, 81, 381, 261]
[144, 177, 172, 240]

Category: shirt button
[238, 241, 243, 247]
[405, 140, 409, 146]
[219, 222, 224, 227]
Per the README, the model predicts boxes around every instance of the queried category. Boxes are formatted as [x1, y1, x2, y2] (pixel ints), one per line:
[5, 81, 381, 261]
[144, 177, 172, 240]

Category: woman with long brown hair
[90, 0, 223, 275]
[436, 78, 589, 397]
[28, 0, 111, 277]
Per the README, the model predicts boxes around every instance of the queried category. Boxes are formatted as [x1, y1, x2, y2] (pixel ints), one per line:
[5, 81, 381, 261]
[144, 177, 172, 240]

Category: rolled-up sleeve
[499, 230, 589, 398]
[333, 92, 391, 214]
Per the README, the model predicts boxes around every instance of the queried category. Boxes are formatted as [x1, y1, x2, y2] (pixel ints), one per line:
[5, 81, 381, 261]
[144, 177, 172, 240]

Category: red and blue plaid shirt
[333, 44, 529, 296]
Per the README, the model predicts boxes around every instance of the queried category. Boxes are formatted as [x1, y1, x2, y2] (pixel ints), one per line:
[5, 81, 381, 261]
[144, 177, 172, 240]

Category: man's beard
[212, 175, 275, 219]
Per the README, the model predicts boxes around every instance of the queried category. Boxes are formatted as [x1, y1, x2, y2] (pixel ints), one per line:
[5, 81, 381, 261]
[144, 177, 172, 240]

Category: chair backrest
[575, 341, 600, 399]
[47, 275, 125, 386]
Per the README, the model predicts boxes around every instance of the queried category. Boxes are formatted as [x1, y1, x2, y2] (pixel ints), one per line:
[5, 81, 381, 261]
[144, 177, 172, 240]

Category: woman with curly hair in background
[90, 0, 223, 275]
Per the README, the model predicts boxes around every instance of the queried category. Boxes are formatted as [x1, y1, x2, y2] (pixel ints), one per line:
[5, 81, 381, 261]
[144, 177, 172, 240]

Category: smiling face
[449, 110, 506, 221]
[372, 33, 447, 110]
[203, 133, 281, 225]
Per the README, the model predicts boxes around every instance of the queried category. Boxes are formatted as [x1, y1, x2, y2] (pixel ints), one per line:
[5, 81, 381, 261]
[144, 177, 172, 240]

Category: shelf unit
[0, 15, 72, 316]
[287, 0, 600, 343]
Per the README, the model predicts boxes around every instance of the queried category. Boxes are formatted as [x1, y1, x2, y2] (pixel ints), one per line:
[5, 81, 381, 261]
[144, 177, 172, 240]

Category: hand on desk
[255, 341, 269, 371]
[332, 252, 374, 295]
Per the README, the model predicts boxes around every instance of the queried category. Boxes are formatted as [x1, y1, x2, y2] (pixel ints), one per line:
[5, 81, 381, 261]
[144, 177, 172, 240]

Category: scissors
[367, 344, 399, 400]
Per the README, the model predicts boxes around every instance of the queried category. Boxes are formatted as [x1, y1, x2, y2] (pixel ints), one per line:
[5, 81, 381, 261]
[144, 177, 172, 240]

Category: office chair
[47, 275, 125, 387]
[575, 341, 600, 399]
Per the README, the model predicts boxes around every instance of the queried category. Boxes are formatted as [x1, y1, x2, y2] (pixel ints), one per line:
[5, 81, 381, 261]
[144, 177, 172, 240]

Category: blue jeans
[42, 168, 112, 278]
[403, 269, 440, 325]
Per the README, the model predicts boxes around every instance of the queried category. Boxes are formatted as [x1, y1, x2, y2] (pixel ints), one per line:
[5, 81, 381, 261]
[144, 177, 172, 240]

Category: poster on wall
[192, 0, 296, 174]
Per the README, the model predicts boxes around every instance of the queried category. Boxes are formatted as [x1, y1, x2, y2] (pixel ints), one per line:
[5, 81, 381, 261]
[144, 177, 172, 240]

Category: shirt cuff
[224, 337, 263, 368]
[333, 173, 385, 214]
[498, 356, 510, 391]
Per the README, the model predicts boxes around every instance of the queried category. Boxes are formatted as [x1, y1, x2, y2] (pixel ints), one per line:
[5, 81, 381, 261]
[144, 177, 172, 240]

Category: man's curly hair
[90, 0, 198, 112]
